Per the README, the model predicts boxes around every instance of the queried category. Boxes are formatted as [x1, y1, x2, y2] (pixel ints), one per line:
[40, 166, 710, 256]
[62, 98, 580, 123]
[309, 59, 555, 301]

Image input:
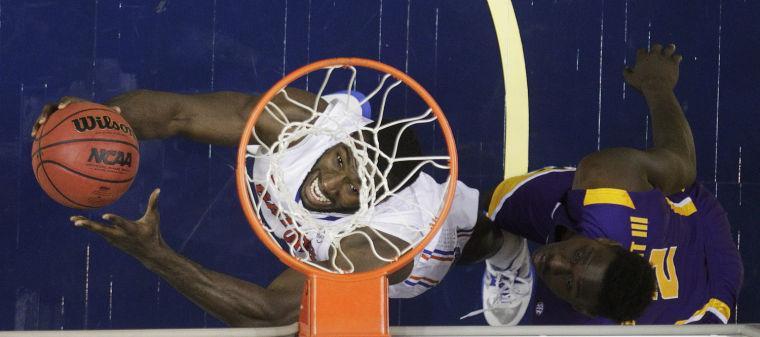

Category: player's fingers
[663, 43, 676, 57]
[31, 104, 55, 137]
[70, 215, 88, 222]
[58, 97, 73, 110]
[102, 213, 137, 232]
[148, 188, 161, 213]
[651, 43, 663, 55]
[636, 47, 647, 60]
[110, 106, 122, 114]
[140, 188, 161, 223]
[58, 96, 84, 110]
[672, 53, 683, 64]
[71, 216, 121, 237]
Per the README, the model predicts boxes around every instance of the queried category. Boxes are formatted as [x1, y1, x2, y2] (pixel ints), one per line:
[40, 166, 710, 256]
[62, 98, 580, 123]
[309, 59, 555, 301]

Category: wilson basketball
[31, 102, 140, 209]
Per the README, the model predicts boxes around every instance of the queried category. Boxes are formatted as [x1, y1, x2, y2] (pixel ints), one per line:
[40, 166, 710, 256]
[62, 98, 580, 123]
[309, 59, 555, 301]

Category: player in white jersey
[31, 87, 494, 325]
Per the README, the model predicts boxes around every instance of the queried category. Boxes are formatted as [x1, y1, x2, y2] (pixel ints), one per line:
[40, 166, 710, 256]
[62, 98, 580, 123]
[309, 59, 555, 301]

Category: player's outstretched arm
[31, 88, 328, 147]
[70, 189, 304, 327]
[574, 43, 696, 195]
[105, 88, 327, 146]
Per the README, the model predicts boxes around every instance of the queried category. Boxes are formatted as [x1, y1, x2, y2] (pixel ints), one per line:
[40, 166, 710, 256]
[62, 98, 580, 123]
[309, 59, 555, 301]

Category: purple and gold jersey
[488, 167, 743, 325]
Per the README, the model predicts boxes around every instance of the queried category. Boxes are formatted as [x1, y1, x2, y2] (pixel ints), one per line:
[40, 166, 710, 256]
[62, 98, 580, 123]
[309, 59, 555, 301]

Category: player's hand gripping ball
[31, 102, 140, 209]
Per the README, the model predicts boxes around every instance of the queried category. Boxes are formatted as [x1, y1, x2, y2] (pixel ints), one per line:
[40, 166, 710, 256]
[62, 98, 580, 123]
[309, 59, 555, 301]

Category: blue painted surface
[514, 0, 760, 324]
[0, 0, 756, 330]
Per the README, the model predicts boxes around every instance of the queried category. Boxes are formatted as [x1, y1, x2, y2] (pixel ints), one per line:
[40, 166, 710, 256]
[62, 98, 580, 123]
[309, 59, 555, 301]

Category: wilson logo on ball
[72, 115, 135, 138]
[87, 148, 134, 167]
[34, 102, 139, 209]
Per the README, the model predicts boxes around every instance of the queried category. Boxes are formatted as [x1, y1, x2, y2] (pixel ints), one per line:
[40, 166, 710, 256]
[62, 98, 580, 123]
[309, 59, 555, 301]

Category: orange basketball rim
[236, 58, 458, 337]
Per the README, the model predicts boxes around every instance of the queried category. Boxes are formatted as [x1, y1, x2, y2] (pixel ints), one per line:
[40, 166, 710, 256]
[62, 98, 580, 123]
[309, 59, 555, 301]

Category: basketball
[31, 102, 140, 209]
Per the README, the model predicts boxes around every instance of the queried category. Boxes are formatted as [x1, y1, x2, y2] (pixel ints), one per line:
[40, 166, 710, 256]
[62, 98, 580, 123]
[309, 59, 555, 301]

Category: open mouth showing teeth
[309, 177, 330, 204]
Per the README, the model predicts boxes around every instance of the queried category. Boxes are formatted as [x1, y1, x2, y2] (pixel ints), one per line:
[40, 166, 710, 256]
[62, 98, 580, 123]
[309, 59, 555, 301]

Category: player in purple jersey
[459, 43, 743, 325]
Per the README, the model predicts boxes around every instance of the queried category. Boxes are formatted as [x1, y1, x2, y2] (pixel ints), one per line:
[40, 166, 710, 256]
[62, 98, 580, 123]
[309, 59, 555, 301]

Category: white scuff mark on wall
[404, 0, 411, 75]
[84, 243, 91, 328]
[738, 146, 742, 206]
[59, 295, 65, 330]
[713, 0, 723, 197]
[91, 0, 99, 100]
[306, 0, 312, 90]
[434, 7, 439, 89]
[209, 0, 217, 160]
[596, 6, 604, 150]
[282, 0, 288, 77]
[118, 1, 122, 39]
[155, 0, 168, 13]
[378, 0, 383, 61]
[735, 228, 741, 322]
[156, 278, 161, 308]
[108, 275, 114, 322]
[16, 82, 21, 249]
[644, 115, 649, 148]
[623, 0, 628, 100]
[178, 176, 234, 252]
[211, 0, 217, 91]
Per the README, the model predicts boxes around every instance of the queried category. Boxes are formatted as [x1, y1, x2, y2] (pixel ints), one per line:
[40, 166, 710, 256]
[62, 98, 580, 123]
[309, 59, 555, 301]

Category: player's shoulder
[566, 187, 669, 241]
[568, 187, 666, 212]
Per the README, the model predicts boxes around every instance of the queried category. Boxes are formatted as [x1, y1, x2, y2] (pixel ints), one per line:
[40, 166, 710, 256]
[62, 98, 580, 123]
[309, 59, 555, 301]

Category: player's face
[300, 143, 361, 213]
[531, 235, 619, 316]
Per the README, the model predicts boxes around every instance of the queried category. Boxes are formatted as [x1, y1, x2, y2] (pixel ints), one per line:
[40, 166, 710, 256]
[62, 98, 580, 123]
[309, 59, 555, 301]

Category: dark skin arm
[70, 190, 413, 326]
[70, 189, 304, 327]
[31, 88, 328, 147]
[573, 43, 696, 195]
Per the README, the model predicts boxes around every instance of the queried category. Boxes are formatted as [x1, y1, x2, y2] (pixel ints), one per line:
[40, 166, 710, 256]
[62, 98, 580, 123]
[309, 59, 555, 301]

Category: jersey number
[649, 246, 679, 300]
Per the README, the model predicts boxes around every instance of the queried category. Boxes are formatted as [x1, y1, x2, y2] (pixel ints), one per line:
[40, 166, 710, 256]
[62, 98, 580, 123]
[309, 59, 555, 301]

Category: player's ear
[595, 237, 622, 248]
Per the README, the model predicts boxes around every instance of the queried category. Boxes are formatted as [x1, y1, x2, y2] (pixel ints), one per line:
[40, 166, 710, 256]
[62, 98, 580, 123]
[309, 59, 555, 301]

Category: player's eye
[566, 277, 574, 291]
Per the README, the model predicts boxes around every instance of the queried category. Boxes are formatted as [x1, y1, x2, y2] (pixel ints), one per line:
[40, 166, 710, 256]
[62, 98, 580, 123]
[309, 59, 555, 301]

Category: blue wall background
[0, 0, 756, 330]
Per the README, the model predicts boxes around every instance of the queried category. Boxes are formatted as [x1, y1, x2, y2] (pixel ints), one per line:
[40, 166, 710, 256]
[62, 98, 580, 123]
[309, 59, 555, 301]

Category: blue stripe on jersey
[423, 248, 457, 256]
[332, 90, 371, 118]
[404, 280, 435, 288]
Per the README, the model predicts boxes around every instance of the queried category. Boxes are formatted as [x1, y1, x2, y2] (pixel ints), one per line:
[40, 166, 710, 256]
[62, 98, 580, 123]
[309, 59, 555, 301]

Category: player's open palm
[623, 43, 683, 92]
[31, 96, 122, 138]
[71, 188, 165, 259]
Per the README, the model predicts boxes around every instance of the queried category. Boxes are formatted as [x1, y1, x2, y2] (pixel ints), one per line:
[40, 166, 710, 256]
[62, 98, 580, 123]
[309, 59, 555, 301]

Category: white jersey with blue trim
[385, 174, 479, 298]
[248, 91, 479, 298]
[248, 92, 372, 261]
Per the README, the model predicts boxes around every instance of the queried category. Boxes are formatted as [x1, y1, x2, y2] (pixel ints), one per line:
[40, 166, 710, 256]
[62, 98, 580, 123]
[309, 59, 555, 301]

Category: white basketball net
[243, 65, 452, 274]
